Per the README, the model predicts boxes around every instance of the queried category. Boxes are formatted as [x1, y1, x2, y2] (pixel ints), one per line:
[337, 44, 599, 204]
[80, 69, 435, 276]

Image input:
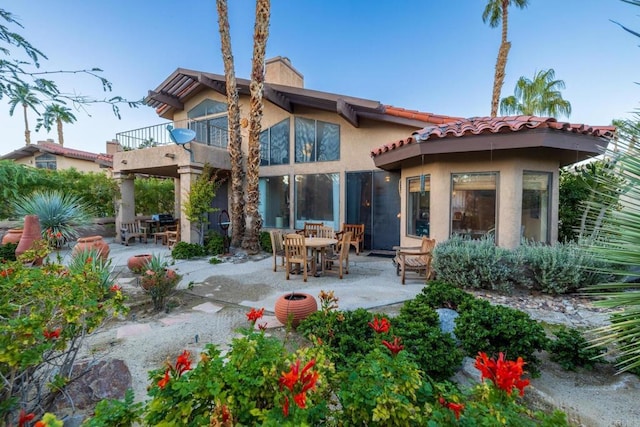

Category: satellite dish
[167, 125, 196, 145]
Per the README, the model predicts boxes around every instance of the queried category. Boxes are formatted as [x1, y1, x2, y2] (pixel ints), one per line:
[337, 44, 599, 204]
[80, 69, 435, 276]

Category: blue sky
[3, 0, 640, 155]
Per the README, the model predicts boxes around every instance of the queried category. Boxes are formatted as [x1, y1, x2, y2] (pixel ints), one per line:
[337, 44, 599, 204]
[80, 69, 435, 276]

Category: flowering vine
[474, 352, 530, 396]
[278, 358, 319, 417]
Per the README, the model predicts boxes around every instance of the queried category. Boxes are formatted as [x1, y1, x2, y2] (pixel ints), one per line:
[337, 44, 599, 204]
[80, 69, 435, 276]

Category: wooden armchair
[324, 231, 351, 279]
[121, 220, 147, 246]
[297, 222, 325, 237]
[270, 230, 285, 272]
[284, 233, 315, 282]
[167, 228, 180, 249]
[394, 236, 436, 285]
[336, 223, 365, 255]
[315, 226, 335, 238]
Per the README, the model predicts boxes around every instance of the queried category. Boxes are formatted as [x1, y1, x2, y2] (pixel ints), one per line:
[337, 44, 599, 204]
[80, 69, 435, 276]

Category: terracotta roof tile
[383, 105, 462, 124]
[370, 116, 616, 157]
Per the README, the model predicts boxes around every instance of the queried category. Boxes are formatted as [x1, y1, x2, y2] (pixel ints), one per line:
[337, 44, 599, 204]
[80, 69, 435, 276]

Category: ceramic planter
[127, 254, 152, 273]
[15, 215, 41, 259]
[274, 292, 318, 327]
[2, 228, 23, 245]
[73, 236, 110, 261]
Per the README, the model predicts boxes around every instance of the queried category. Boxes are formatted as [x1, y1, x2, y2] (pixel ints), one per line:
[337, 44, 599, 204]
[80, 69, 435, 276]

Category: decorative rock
[436, 308, 459, 339]
[52, 359, 132, 411]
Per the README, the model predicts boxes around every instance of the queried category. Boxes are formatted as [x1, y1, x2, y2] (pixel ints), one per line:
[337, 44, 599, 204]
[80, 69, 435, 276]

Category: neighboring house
[1, 139, 114, 173]
[113, 56, 615, 249]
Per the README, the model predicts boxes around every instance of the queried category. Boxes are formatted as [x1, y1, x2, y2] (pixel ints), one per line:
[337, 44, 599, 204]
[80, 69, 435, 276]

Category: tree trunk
[23, 104, 31, 145]
[241, 0, 270, 253]
[57, 118, 64, 146]
[216, 0, 245, 247]
[490, 0, 510, 117]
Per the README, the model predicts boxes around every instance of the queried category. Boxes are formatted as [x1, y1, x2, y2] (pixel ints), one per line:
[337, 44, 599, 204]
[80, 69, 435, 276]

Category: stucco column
[114, 172, 135, 243]
[499, 166, 523, 249]
[178, 165, 202, 244]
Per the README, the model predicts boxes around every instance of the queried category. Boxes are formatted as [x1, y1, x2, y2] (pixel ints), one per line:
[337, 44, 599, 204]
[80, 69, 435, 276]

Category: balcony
[116, 118, 229, 150]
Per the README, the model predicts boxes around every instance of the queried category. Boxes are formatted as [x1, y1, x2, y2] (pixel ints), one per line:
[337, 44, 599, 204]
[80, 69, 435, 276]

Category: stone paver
[116, 323, 152, 339]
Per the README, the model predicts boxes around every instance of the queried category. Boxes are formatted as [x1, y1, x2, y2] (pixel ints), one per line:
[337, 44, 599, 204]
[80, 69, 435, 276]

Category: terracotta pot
[274, 292, 318, 328]
[2, 228, 23, 245]
[73, 236, 110, 261]
[127, 254, 152, 273]
[15, 215, 42, 259]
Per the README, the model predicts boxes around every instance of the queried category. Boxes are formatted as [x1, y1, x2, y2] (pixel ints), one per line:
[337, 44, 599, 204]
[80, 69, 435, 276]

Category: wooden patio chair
[167, 228, 180, 249]
[297, 222, 324, 237]
[324, 231, 351, 279]
[394, 236, 436, 285]
[336, 223, 365, 255]
[270, 229, 286, 272]
[284, 233, 315, 282]
[121, 220, 147, 246]
[315, 225, 335, 238]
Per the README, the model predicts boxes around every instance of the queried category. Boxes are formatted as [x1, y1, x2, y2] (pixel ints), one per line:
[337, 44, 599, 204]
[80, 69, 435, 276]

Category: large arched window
[187, 99, 228, 148]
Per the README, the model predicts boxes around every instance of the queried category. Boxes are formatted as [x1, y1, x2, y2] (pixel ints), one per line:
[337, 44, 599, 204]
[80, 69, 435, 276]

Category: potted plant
[274, 292, 318, 328]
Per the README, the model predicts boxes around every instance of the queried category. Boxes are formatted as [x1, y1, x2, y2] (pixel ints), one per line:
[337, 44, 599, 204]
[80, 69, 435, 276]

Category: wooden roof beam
[337, 98, 359, 128]
[198, 74, 226, 94]
[146, 90, 183, 110]
[264, 86, 292, 113]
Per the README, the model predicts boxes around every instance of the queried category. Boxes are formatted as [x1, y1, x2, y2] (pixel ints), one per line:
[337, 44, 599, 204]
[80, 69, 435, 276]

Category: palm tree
[499, 69, 572, 118]
[482, 0, 529, 117]
[216, 0, 246, 248]
[7, 84, 41, 145]
[242, 0, 270, 253]
[35, 103, 77, 146]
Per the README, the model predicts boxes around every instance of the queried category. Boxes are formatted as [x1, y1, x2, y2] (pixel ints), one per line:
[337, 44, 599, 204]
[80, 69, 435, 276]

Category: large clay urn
[127, 254, 152, 273]
[73, 236, 110, 261]
[15, 215, 42, 259]
[274, 292, 318, 328]
[2, 228, 23, 245]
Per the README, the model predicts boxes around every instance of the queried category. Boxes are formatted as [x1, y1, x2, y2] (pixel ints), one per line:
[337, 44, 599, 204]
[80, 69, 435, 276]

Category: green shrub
[455, 298, 549, 376]
[515, 241, 606, 294]
[259, 231, 272, 252]
[204, 231, 225, 255]
[432, 235, 518, 293]
[83, 389, 144, 427]
[548, 326, 606, 371]
[171, 242, 206, 259]
[0, 243, 17, 262]
[409, 280, 476, 310]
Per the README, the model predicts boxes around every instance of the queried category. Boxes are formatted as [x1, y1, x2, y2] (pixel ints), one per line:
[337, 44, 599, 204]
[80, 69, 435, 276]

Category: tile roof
[1, 141, 113, 167]
[382, 106, 462, 125]
[370, 115, 616, 157]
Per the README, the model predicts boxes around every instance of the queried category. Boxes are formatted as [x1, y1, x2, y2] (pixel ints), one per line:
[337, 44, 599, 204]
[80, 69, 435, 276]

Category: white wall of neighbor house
[14, 154, 105, 173]
[400, 148, 559, 249]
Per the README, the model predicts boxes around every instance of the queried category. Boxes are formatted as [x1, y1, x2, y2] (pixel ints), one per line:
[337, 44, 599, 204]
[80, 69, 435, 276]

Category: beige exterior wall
[14, 154, 106, 173]
[400, 149, 559, 249]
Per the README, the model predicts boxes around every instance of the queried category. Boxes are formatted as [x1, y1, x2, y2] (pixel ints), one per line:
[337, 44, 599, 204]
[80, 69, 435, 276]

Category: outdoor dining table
[304, 237, 338, 276]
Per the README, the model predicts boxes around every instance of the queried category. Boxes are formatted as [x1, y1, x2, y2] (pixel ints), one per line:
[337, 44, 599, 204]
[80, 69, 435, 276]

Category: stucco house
[1, 139, 115, 173]
[113, 57, 615, 250]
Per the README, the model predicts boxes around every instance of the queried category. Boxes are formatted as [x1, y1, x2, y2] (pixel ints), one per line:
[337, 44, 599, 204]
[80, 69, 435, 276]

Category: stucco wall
[400, 149, 559, 249]
[14, 155, 105, 173]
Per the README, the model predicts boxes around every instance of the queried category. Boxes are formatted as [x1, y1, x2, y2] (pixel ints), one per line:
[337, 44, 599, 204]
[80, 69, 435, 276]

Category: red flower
[368, 316, 390, 333]
[293, 392, 307, 409]
[382, 336, 404, 355]
[175, 350, 192, 376]
[475, 352, 530, 396]
[43, 328, 61, 340]
[158, 369, 170, 389]
[246, 307, 265, 324]
[0, 268, 13, 278]
[18, 409, 35, 427]
[447, 402, 464, 420]
[110, 284, 121, 292]
[35, 422, 46, 427]
[282, 395, 289, 417]
[279, 360, 300, 392]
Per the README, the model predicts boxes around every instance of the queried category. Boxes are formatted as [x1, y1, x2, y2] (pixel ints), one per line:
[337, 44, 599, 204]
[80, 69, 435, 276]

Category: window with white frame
[450, 172, 497, 238]
[407, 175, 430, 237]
[294, 117, 339, 163]
[35, 153, 57, 170]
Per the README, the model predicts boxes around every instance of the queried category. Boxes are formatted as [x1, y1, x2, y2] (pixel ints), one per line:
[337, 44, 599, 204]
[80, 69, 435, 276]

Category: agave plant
[12, 190, 93, 243]
[580, 113, 640, 374]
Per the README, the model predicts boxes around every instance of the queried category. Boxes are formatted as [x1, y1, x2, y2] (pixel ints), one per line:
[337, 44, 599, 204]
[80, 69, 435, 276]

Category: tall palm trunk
[242, 0, 270, 253]
[216, 0, 245, 247]
[23, 104, 31, 145]
[56, 118, 64, 146]
[490, 0, 510, 117]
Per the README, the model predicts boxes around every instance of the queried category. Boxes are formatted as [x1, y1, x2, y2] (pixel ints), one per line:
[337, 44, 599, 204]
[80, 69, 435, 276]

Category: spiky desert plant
[12, 190, 92, 243]
[581, 114, 640, 374]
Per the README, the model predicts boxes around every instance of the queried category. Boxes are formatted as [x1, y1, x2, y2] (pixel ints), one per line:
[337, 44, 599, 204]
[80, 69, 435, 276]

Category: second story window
[35, 153, 57, 170]
[294, 117, 340, 163]
[260, 119, 290, 166]
[187, 99, 228, 148]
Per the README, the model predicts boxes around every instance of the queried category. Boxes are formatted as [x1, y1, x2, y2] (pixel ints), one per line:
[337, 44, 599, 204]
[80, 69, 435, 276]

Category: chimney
[106, 139, 123, 155]
[265, 56, 304, 88]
